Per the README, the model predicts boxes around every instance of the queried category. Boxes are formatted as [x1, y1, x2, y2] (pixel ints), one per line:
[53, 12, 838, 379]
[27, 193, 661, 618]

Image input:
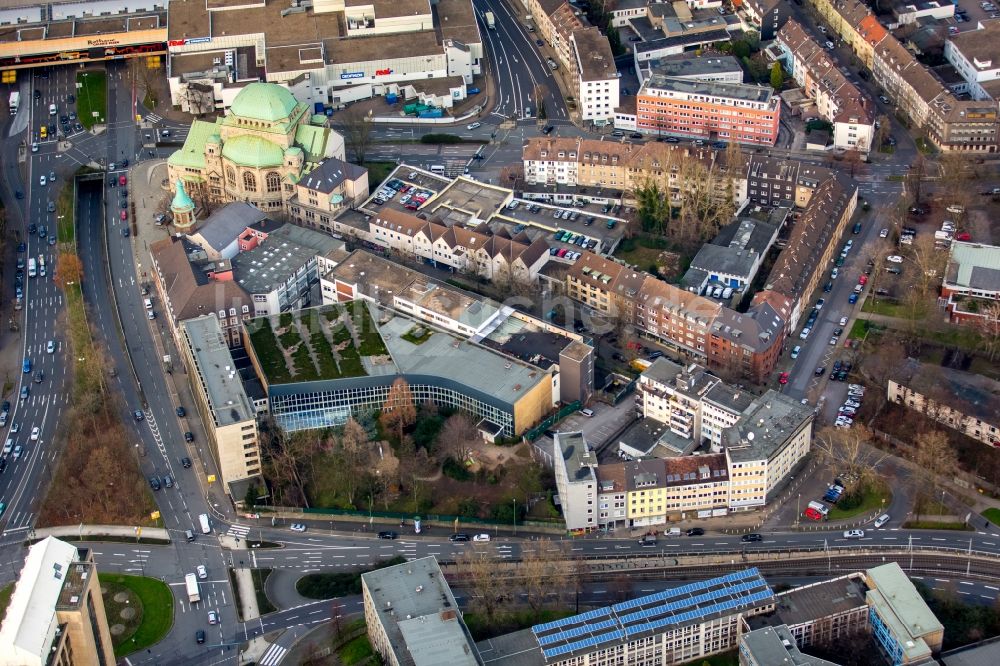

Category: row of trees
[633, 142, 743, 248]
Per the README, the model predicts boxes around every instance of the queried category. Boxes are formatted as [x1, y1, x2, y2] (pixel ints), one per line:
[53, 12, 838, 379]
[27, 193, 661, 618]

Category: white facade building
[944, 21, 1000, 101]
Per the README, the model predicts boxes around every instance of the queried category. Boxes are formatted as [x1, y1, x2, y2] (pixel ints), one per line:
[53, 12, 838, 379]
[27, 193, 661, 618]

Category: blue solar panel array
[541, 630, 625, 659]
[531, 568, 771, 660]
[622, 590, 775, 638]
[532, 607, 611, 636]
[612, 568, 762, 613]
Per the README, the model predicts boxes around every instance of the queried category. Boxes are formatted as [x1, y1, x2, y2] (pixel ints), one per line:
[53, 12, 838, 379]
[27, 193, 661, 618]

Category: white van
[711, 286, 723, 298]
[721, 287, 733, 299]
[664, 527, 681, 537]
[49, 103, 56, 116]
[2, 438, 12, 455]
[807, 500, 830, 516]
[144, 298, 153, 310]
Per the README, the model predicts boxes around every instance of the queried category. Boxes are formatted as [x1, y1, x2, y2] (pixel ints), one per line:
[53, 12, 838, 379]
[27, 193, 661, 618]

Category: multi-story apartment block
[552, 359, 811, 530]
[755, 173, 858, 328]
[739, 624, 840, 666]
[368, 207, 550, 283]
[571, 27, 619, 124]
[776, 19, 875, 152]
[941, 241, 1000, 325]
[808, 0, 998, 152]
[888, 358, 1000, 447]
[286, 157, 370, 234]
[742, 0, 790, 40]
[180, 315, 262, 496]
[636, 75, 781, 145]
[566, 252, 785, 382]
[0, 537, 115, 666]
[944, 21, 1000, 102]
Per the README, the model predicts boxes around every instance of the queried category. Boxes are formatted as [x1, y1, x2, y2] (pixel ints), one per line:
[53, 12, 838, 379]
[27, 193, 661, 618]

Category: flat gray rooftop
[644, 74, 775, 103]
[181, 315, 255, 427]
[722, 390, 813, 463]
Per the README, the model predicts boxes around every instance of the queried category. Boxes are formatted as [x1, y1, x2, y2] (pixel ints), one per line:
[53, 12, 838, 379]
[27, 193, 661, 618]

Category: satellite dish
[747, 432, 755, 441]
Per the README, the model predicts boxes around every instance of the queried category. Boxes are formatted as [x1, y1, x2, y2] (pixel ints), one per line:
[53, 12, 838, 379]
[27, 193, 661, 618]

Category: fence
[298, 505, 564, 531]
[522, 401, 581, 442]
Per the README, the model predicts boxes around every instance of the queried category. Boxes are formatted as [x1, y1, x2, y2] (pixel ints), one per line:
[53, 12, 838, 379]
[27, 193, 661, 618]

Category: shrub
[420, 133, 462, 144]
[442, 457, 472, 481]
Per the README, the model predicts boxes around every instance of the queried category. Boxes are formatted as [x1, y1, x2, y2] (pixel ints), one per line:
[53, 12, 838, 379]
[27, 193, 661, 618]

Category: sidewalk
[34, 524, 170, 541]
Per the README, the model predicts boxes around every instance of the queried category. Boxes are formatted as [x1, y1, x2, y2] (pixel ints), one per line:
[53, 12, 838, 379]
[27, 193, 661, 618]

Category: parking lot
[499, 199, 627, 253]
[533, 399, 638, 465]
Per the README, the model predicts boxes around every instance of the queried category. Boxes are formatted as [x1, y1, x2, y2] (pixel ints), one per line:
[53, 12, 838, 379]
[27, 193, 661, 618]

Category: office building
[739, 624, 840, 666]
[477, 568, 776, 666]
[286, 158, 371, 234]
[244, 300, 559, 437]
[945, 21, 1000, 102]
[0, 537, 115, 666]
[572, 27, 620, 124]
[362, 556, 481, 666]
[635, 75, 781, 145]
[682, 210, 784, 296]
[639, 54, 745, 86]
[167, 0, 483, 112]
[888, 358, 1000, 447]
[865, 563, 943, 664]
[180, 315, 262, 495]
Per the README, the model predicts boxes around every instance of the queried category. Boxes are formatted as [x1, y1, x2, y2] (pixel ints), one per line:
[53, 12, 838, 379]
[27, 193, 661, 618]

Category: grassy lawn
[297, 556, 406, 600]
[686, 652, 739, 666]
[100, 574, 173, 657]
[338, 635, 374, 665]
[903, 520, 972, 530]
[364, 161, 396, 188]
[252, 568, 276, 615]
[0, 583, 12, 624]
[76, 70, 107, 129]
[56, 180, 75, 244]
[982, 508, 1000, 527]
[827, 484, 892, 521]
[849, 318, 873, 339]
[861, 298, 914, 318]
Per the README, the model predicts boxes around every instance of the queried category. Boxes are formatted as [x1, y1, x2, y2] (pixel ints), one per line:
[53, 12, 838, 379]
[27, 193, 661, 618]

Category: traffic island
[75, 70, 107, 129]
[99, 574, 173, 658]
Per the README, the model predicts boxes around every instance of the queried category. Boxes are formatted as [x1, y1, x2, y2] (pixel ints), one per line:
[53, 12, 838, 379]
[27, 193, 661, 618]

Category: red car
[120, 210, 128, 221]
[778, 372, 789, 385]
[119, 174, 127, 187]
[956, 232, 971, 241]
[803, 507, 823, 521]
[858, 275, 868, 285]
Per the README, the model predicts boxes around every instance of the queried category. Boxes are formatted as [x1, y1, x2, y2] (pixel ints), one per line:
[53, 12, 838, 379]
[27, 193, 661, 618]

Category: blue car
[848, 293, 859, 304]
[22, 358, 31, 373]
[468, 87, 480, 94]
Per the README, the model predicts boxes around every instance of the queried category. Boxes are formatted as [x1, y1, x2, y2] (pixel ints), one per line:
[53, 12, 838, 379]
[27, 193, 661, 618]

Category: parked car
[686, 528, 705, 536]
[378, 531, 398, 540]
[874, 514, 891, 528]
[449, 533, 471, 542]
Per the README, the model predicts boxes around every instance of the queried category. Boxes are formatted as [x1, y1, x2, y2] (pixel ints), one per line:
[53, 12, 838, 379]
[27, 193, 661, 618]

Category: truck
[9, 91, 19, 114]
[417, 108, 443, 118]
[185, 573, 201, 603]
[485, 11, 495, 29]
[199, 513, 211, 534]
[27, 257, 36, 278]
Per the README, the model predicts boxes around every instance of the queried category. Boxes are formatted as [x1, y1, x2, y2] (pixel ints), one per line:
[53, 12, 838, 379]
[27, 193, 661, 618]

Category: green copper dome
[229, 83, 299, 123]
[171, 178, 195, 212]
[221, 135, 284, 167]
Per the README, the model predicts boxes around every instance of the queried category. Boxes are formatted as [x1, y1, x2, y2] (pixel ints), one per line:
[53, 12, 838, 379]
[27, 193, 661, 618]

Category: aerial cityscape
[0, 0, 999, 664]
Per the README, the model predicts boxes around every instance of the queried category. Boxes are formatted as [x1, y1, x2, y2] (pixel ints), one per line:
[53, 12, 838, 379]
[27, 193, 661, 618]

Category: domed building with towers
[167, 82, 345, 213]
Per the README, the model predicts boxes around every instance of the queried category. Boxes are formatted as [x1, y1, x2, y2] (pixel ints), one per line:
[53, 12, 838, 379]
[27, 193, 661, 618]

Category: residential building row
[167, 0, 484, 114]
[888, 357, 1000, 448]
[941, 240, 1000, 325]
[554, 358, 813, 532]
[566, 251, 788, 381]
[361, 557, 943, 666]
[807, 0, 998, 152]
[520, 0, 619, 123]
[774, 18, 876, 153]
[0, 538, 116, 666]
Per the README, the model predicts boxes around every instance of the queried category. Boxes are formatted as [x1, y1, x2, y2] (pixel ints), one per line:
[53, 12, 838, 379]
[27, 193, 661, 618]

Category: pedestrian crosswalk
[145, 113, 163, 123]
[259, 644, 287, 666]
[227, 524, 251, 539]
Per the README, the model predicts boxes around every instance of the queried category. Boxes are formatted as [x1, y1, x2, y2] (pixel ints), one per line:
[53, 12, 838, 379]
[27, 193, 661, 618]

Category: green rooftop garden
[247, 302, 390, 384]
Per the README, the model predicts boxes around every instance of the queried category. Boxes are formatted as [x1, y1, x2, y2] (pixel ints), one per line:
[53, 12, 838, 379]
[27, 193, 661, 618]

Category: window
[243, 171, 257, 192]
[226, 166, 236, 187]
[266, 171, 281, 193]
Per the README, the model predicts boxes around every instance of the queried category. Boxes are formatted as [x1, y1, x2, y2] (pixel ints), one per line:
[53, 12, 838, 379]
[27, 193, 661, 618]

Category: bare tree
[813, 425, 888, 490]
[340, 105, 374, 165]
[975, 302, 1000, 361]
[905, 153, 926, 206]
[438, 412, 480, 463]
[337, 418, 370, 505]
[874, 114, 891, 149]
[518, 540, 571, 611]
[454, 548, 509, 625]
[380, 378, 416, 442]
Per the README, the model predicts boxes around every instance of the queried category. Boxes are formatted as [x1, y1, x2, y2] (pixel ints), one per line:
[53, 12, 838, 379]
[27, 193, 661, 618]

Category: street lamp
[512, 498, 517, 536]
